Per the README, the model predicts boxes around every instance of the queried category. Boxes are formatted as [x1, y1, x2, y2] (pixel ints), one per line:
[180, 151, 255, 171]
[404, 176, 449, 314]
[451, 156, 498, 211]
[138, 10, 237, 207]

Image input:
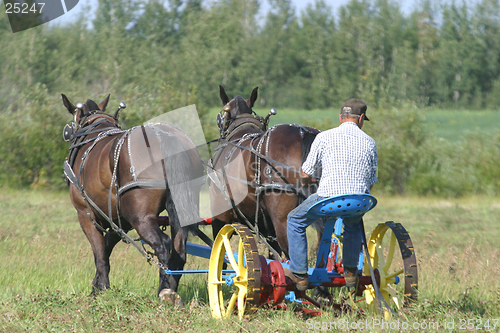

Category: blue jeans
[287, 193, 363, 274]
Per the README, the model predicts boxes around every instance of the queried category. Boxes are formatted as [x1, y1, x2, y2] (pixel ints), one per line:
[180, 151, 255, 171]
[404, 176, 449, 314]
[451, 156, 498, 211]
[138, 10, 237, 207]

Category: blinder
[216, 112, 223, 131]
[63, 121, 77, 142]
[217, 104, 232, 133]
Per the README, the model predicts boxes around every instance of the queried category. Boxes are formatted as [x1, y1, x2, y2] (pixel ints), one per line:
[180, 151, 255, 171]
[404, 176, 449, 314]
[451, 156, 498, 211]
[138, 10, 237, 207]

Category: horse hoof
[159, 288, 183, 308]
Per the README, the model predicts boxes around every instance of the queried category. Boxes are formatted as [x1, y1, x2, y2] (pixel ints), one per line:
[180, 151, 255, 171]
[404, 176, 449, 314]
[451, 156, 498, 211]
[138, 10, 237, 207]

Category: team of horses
[62, 86, 323, 305]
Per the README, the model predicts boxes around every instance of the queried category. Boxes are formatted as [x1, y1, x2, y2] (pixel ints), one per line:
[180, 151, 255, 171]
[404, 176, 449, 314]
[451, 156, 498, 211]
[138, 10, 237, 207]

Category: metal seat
[306, 193, 377, 219]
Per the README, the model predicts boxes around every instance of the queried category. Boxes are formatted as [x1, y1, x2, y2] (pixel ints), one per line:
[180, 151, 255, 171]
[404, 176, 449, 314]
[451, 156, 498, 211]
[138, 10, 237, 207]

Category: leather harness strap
[141, 125, 155, 164]
[140, 124, 168, 188]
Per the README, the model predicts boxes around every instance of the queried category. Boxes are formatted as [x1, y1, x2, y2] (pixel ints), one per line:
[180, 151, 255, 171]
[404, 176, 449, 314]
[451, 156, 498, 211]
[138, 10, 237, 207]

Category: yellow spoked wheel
[208, 224, 261, 320]
[363, 222, 418, 319]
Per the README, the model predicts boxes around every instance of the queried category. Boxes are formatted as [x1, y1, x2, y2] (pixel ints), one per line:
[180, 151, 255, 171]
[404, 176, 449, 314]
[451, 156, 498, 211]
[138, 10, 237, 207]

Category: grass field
[0, 189, 499, 332]
[210, 107, 500, 142]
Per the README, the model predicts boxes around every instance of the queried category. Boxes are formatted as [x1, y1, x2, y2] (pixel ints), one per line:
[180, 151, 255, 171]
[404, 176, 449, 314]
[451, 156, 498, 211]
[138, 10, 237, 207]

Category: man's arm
[300, 133, 322, 186]
[301, 169, 316, 186]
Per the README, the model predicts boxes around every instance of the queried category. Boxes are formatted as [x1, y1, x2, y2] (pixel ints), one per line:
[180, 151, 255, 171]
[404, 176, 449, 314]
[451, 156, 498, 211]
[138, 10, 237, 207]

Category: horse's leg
[129, 217, 170, 278]
[158, 225, 189, 306]
[261, 213, 282, 260]
[77, 211, 111, 294]
[103, 229, 123, 279]
[263, 193, 298, 260]
[210, 211, 232, 239]
[127, 214, 176, 299]
[119, 187, 178, 300]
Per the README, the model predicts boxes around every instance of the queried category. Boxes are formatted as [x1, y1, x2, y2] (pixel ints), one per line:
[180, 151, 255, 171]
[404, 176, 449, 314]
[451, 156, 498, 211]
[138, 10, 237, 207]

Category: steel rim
[362, 222, 418, 318]
[208, 223, 261, 319]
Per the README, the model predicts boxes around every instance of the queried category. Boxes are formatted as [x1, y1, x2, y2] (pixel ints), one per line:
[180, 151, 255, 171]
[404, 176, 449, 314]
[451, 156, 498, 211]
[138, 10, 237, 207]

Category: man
[284, 98, 378, 291]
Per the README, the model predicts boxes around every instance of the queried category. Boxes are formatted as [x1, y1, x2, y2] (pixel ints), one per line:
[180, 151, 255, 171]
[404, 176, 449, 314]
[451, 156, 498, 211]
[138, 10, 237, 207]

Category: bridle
[63, 103, 123, 143]
[216, 98, 268, 139]
[64, 104, 125, 175]
[216, 103, 232, 135]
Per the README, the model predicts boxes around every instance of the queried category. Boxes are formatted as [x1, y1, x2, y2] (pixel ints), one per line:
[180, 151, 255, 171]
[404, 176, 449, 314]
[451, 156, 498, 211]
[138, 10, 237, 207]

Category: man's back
[302, 121, 377, 197]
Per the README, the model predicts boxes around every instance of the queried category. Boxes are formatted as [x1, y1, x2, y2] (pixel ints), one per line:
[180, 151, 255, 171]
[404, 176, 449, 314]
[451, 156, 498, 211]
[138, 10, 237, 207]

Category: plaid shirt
[302, 122, 377, 197]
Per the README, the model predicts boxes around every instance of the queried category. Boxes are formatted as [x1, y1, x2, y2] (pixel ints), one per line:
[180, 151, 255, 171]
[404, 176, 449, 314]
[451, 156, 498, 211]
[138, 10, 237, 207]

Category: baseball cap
[341, 98, 369, 121]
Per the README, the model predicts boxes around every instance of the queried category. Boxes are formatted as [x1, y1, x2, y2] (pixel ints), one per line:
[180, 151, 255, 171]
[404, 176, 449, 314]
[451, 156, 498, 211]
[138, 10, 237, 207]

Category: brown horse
[208, 86, 322, 259]
[61, 94, 204, 305]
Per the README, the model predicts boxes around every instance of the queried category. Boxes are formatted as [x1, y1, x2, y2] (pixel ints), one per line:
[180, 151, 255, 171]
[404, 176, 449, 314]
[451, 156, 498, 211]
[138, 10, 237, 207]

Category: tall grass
[0, 189, 499, 331]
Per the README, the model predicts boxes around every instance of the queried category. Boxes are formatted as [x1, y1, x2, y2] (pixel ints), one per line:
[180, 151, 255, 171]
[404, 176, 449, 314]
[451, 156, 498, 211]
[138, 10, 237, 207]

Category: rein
[64, 120, 176, 269]
[66, 114, 121, 169]
[64, 115, 150, 253]
[64, 127, 150, 258]
[209, 122, 313, 259]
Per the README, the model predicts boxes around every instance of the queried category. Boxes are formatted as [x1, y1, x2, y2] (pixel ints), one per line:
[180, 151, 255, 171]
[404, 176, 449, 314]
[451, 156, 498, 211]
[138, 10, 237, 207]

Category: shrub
[0, 84, 68, 189]
[0, 84, 210, 189]
[300, 102, 500, 197]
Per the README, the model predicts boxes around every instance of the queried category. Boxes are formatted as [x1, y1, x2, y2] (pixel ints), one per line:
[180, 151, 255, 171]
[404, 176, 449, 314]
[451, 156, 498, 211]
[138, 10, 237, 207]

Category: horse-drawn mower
[170, 194, 418, 319]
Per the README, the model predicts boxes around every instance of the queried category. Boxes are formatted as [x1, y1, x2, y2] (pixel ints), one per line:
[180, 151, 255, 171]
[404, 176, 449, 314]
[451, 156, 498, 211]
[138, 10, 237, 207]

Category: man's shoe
[283, 267, 308, 291]
[343, 267, 359, 288]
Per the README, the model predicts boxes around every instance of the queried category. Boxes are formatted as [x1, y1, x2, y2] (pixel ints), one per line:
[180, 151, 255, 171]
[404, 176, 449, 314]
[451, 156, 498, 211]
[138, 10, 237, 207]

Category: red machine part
[258, 256, 287, 306]
[269, 260, 287, 305]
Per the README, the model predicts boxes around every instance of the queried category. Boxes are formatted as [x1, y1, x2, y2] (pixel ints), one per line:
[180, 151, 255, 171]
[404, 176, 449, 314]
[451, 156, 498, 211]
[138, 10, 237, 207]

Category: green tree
[166, 0, 260, 105]
[257, 0, 300, 107]
[0, 84, 68, 188]
[437, 1, 486, 107]
[335, 0, 374, 102]
[474, 0, 500, 108]
[294, 0, 337, 109]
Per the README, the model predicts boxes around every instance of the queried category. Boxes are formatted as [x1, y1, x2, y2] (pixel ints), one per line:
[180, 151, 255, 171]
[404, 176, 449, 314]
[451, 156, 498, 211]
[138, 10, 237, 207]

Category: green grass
[210, 107, 500, 142]
[423, 109, 500, 141]
[0, 189, 499, 331]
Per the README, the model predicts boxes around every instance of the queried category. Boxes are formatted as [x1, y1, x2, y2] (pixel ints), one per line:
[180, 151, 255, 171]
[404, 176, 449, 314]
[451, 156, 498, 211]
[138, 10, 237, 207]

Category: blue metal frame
[165, 242, 240, 277]
[162, 194, 378, 289]
[185, 242, 213, 260]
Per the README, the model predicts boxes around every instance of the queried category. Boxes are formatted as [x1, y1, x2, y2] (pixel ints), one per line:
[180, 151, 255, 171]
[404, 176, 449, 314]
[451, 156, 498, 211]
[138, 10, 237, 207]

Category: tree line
[0, 0, 499, 196]
[2, 0, 500, 109]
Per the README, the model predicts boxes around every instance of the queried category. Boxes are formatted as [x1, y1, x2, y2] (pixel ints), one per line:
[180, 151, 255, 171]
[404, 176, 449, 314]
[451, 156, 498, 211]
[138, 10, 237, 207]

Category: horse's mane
[300, 126, 319, 163]
[233, 96, 253, 115]
[83, 99, 100, 115]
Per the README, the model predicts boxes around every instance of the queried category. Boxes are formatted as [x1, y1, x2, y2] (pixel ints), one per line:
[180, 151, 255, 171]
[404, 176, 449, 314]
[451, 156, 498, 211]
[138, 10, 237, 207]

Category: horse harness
[209, 121, 315, 258]
[63, 114, 185, 268]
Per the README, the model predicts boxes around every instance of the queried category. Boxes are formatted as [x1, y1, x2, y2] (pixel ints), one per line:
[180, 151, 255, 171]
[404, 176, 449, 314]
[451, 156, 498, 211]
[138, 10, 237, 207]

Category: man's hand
[300, 170, 316, 186]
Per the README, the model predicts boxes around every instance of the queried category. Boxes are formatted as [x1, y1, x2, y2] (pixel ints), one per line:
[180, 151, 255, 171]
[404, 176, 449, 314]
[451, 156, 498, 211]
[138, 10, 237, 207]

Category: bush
[367, 103, 429, 194]
[301, 101, 500, 197]
[0, 84, 210, 189]
[0, 84, 68, 189]
[304, 101, 431, 195]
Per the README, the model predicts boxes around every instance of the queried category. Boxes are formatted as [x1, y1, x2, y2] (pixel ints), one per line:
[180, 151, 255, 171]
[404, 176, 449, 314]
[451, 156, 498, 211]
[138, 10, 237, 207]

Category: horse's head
[61, 94, 121, 142]
[217, 86, 259, 135]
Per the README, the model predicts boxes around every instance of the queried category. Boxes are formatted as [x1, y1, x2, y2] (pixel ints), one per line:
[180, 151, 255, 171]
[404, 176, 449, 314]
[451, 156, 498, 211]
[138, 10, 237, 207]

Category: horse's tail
[297, 126, 321, 204]
[161, 133, 204, 232]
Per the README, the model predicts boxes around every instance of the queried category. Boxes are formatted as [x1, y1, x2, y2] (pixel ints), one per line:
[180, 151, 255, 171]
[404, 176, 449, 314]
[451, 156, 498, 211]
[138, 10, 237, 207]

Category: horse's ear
[98, 94, 111, 111]
[219, 85, 230, 105]
[62, 94, 76, 115]
[248, 87, 258, 108]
